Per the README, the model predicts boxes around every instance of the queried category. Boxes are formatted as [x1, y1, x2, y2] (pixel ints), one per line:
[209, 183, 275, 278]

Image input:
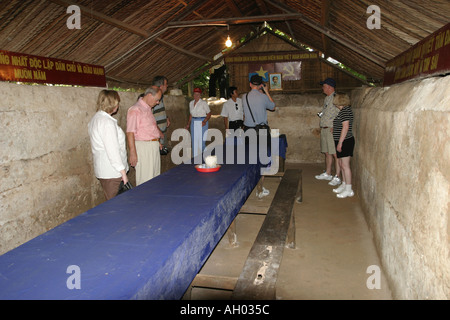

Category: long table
[0, 163, 260, 300]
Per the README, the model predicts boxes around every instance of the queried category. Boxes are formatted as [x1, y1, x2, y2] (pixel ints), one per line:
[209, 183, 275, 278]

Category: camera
[260, 83, 266, 94]
[317, 111, 324, 118]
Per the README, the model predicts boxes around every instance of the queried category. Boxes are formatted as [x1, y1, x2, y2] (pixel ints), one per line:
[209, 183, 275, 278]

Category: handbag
[118, 181, 133, 194]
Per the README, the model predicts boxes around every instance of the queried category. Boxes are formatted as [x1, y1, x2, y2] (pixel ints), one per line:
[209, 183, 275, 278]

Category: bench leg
[295, 171, 302, 203]
[286, 211, 296, 249]
[256, 177, 263, 196]
[228, 219, 238, 247]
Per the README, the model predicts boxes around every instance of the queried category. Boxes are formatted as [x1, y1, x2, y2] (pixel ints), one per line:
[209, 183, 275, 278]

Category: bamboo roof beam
[263, 0, 385, 67]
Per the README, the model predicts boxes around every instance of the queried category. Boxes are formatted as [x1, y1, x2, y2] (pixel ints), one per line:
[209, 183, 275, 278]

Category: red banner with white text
[0, 50, 106, 87]
[384, 23, 450, 86]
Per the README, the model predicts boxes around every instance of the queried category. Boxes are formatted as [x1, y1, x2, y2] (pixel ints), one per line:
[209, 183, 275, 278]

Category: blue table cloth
[0, 163, 260, 300]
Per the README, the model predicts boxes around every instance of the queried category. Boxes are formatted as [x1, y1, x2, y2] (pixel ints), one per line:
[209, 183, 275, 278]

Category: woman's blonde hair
[96, 89, 120, 113]
[333, 93, 351, 107]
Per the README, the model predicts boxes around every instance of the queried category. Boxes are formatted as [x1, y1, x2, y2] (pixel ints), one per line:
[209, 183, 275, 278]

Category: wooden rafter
[173, 0, 209, 21]
[49, 0, 149, 37]
[263, 0, 385, 67]
[225, 0, 243, 16]
[267, 27, 373, 86]
[321, 0, 331, 58]
[174, 27, 262, 87]
[49, 0, 212, 70]
[166, 13, 304, 26]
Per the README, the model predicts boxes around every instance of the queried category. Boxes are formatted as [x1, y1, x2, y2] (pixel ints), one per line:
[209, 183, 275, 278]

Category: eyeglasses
[235, 103, 238, 111]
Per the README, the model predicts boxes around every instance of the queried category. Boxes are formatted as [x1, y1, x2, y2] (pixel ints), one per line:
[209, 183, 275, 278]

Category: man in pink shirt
[126, 86, 163, 185]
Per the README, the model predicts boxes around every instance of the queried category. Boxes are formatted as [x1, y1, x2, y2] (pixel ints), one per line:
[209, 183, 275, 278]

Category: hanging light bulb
[225, 24, 232, 47]
[225, 35, 232, 47]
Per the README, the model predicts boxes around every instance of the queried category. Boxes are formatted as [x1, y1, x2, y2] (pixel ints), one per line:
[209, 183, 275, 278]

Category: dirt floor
[184, 163, 393, 300]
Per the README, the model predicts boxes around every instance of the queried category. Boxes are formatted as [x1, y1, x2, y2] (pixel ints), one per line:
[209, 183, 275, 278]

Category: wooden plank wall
[227, 58, 363, 95]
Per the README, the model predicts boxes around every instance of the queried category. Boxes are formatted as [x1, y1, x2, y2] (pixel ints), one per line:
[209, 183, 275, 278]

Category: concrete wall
[0, 82, 186, 255]
[269, 93, 325, 164]
[351, 76, 450, 299]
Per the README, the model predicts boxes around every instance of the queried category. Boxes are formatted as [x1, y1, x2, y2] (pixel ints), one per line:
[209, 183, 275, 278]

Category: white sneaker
[256, 187, 270, 199]
[333, 183, 346, 193]
[337, 189, 354, 198]
[328, 175, 341, 186]
[315, 172, 333, 180]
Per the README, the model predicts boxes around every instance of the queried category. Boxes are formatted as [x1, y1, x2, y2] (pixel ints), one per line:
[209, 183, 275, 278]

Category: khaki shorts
[320, 128, 336, 154]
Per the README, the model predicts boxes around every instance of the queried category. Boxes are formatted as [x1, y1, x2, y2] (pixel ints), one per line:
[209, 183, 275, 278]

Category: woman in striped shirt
[332, 93, 355, 198]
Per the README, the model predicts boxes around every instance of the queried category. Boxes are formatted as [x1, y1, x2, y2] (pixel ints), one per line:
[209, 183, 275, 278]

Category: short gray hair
[144, 86, 160, 97]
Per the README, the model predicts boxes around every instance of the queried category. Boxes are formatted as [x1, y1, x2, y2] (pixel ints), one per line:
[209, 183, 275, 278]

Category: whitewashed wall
[269, 93, 326, 164]
[0, 84, 126, 253]
[0, 82, 190, 255]
[351, 76, 450, 299]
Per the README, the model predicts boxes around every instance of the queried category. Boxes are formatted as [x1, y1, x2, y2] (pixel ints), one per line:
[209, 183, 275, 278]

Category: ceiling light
[225, 35, 232, 47]
[225, 24, 232, 47]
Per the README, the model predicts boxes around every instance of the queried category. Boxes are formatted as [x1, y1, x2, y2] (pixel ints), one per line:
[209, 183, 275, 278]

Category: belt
[139, 138, 159, 141]
[321, 127, 329, 129]
[192, 117, 205, 119]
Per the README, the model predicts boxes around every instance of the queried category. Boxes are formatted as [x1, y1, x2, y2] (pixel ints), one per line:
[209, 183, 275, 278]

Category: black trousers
[229, 120, 243, 130]
[209, 65, 228, 98]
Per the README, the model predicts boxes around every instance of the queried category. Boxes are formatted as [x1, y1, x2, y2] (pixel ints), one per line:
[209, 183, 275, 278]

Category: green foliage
[181, 69, 210, 96]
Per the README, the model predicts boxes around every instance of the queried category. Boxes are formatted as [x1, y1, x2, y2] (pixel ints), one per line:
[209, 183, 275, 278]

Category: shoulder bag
[245, 93, 271, 135]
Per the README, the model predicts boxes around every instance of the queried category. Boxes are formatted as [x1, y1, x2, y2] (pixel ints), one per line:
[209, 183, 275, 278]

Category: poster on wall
[0, 50, 106, 87]
[269, 73, 282, 90]
[247, 61, 302, 84]
[248, 63, 272, 82]
[275, 61, 301, 81]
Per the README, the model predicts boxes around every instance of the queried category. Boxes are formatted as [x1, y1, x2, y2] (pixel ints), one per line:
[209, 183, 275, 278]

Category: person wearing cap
[186, 88, 211, 158]
[315, 78, 341, 185]
[243, 74, 276, 199]
[126, 86, 163, 186]
[243, 74, 275, 130]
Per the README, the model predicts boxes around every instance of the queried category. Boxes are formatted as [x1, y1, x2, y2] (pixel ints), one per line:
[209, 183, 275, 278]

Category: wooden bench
[232, 169, 302, 299]
[187, 169, 302, 299]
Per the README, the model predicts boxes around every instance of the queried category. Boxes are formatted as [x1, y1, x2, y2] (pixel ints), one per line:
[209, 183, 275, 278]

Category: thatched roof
[1, 0, 448, 89]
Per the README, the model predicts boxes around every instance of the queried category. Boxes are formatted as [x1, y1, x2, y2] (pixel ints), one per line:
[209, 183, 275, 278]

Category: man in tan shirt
[315, 78, 341, 186]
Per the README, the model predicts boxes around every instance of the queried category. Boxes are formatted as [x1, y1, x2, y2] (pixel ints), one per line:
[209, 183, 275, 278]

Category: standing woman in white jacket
[88, 90, 129, 200]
